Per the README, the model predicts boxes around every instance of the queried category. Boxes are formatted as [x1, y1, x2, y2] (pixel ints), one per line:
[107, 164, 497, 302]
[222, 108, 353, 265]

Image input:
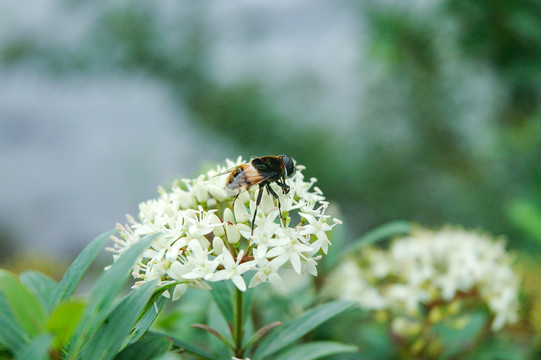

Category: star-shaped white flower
[212, 250, 255, 291]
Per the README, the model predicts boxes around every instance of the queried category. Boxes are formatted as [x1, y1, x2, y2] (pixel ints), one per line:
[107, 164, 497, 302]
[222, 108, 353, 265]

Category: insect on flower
[223, 155, 296, 235]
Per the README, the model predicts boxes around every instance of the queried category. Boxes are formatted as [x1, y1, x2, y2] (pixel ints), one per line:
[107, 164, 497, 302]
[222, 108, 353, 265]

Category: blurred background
[1, 0, 541, 267]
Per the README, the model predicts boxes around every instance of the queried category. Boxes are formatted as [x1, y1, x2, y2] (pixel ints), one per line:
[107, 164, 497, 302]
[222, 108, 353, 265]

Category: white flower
[109, 156, 341, 299]
[181, 240, 221, 281]
[298, 202, 338, 254]
[249, 251, 286, 291]
[212, 250, 255, 291]
[265, 227, 314, 275]
[328, 227, 519, 332]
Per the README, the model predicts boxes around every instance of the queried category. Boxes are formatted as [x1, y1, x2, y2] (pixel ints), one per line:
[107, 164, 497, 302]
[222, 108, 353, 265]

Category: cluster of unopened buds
[108, 156, 341, 300]
[328, 227, 519, 332]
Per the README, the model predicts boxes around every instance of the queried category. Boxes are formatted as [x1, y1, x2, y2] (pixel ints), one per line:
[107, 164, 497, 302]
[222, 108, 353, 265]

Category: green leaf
[49, 229, 116, 311]
[0, 270, 47, 337]
[19, 271, 58, 311]
[191, 323, 235, 349]
[346, 221, 411, 253]
[274, 341, 358, 360]
[14, 335, 52, 360]
[81, 280, 158, 360]
[67, 233, 157, 359]
[153, 331, 217, 360]
[129, 294, 167, 344]
[253, 301, 356, 359]
[135, 281, 179, 327]
[464, 337, 532, 360]
[114, 335, 172, 360]
[242, 321, 282, 352]
[0, 292, 29, 353]
[243, 287, 253, 327]
[46, 300, 85, 350]
[210, 281, 234, 326]
[207, 302, 233, 357]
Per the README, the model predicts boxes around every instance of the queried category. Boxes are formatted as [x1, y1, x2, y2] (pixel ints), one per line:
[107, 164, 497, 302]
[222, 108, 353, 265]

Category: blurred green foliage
[2, 0, 541, 248]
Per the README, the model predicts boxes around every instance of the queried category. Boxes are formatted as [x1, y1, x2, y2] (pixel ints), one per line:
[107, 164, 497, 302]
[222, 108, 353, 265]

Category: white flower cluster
[108, 157, 341, 300]
[329, 227, 519, 331]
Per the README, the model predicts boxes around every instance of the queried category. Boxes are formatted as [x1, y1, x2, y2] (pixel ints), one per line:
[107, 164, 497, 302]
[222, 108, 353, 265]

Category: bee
[225, 155, 296, 235]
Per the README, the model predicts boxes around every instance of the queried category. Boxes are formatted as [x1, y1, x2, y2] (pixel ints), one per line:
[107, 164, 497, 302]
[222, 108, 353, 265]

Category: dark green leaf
[243, 286, 253, 327]
[129, 295, 167, 344]
[253, 301, 355, 359]
[207, 302, 233, 357]
[81, 280, 158, 360]
[0, 270, 46, 337]
[67, 233, 157, 359]
[19, 271, 58, 311]
[49, 229, 116, 311]
[242, 321, 282, 352]
[151, 331, 217, 360]
[274, 341, 358, 360]
[210, 281, 234, 326]
[191, 323, 235, 349]
[114, 335, 172, 360]
[135, 281, 179, 327]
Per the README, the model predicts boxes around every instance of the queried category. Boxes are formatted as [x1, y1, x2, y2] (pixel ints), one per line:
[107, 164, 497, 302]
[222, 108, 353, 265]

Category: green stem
[234, 287, 244, 357]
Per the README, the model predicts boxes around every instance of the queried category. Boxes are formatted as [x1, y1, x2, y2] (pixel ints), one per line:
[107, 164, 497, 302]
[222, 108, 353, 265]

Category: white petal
[234, 200, 252, 222]
[172, 283, 188, 301]
[212, 236, 225, 255]
[232, 275, 247, 292]
[268, 272, 286, 291]
[290, 253, 302, 274]
[225, 223, 241, 244]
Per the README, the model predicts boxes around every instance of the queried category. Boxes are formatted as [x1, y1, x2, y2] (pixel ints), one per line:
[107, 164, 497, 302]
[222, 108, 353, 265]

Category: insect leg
[251, 184, 265, 235]
[276, 180, 290, 194]
[266, 183, 284, 227]
[232, 193, 240, 207]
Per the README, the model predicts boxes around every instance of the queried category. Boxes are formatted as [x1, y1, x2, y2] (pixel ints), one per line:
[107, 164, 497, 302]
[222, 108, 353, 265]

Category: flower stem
[234, 286, 244, 357]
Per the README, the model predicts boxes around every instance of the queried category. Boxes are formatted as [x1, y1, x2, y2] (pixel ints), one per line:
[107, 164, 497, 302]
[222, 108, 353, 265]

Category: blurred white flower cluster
[108, 157, 341, 300]
[329, 227, 519, 332]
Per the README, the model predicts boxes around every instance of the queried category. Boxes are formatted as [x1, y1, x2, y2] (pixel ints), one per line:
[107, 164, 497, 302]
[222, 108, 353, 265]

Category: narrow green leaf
[49, 229, 116, 311]
[81, 280, 158, 360]
[67, 233, 157, 359]
[242, 321, 282, 352]
[253, 301, 356, 359]
[150, 331, 217, 360]
[0, 292, 29, 353]
[136, 282, 179, 326]
[347, 221, 411, 253]
[192, 323, 235, 349]
[14, 335, 52, 360]
[243, 286, 253, 326]
[208, 301, 233, 357]
[47, 300, 85, 350]
[274, 341, 359, 360]
[210, 281, 234, 326]
[0, 270, 47, 337]
[20, 271, 58, 311]
[114, 336, 172, 360]
[129, 295, 167, 344]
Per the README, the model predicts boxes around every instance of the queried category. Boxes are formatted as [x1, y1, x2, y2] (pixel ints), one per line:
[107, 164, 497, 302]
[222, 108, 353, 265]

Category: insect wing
[226, 164, 273, 195]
